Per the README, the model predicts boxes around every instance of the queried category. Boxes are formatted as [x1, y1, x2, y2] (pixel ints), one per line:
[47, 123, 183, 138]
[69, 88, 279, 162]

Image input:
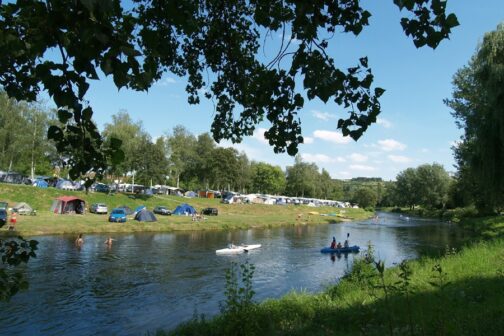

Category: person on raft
[330, 237, 336, 249]
[344, 233, 350, 248]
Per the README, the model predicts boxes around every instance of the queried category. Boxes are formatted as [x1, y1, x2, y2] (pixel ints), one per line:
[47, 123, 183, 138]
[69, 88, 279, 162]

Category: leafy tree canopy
[353, 186, 378, 209]
[0, 0, 458, 185]
[393, 163, 452, 210]
[445, 23, 504, 212]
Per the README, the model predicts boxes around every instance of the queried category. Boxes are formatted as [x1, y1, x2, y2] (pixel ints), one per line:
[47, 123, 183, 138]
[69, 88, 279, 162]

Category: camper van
[221, 192, 236, 204]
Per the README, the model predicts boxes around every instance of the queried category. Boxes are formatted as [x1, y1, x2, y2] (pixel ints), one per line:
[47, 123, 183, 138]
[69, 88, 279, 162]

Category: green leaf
[82, 107, 93, 121]
[359, 57, 368, 68]
[109, 137, 123, 149]
[47, 126, 63, 141]
[446, 13, 459, 28]
[374, 87, 385, 98]
[111, 149, 125, 164]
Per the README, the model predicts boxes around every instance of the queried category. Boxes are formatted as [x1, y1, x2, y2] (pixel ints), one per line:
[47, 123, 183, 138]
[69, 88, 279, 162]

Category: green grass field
[0, 184, 372, 236]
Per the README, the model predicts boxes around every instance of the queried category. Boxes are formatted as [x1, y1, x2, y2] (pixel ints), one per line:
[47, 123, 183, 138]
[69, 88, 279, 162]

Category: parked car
[108, 208, 127, 223]
[117, 205, 133, 215]
[0, 209, 7, 228]
[153, 206, 172, 216]
[94, 183, 110, 193]
[201, 207, 218, 216]
[90, 203, 108, 214]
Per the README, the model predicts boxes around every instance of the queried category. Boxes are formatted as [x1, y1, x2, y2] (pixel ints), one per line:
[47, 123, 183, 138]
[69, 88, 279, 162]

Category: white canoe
[215, 244, 261, 254]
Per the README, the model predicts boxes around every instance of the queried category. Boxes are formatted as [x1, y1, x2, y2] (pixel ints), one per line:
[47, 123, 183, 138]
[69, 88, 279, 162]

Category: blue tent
[134, 209, 157, 222]
[134, 205, 146, 215]
[34, 179, 48, 188]
[173, 203, 196, 215]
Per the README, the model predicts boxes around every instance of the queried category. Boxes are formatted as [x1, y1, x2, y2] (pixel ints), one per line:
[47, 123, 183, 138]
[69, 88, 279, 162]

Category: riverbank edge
[0, 215, 370, 237]
[0, 208, 374, 237]
[162, 238, 504, 335]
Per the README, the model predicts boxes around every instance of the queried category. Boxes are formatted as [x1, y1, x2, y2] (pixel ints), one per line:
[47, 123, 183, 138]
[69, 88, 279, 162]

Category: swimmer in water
[75, 233, 84, 247]
[105, 237, 114, 246]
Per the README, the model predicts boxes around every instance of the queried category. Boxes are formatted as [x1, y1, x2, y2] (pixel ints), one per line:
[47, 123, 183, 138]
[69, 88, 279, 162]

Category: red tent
[50, 196, 86, 214]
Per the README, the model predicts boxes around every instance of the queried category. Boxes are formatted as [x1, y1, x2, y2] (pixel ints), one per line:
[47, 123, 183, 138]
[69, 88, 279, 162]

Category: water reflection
[0, 212, 463, 335]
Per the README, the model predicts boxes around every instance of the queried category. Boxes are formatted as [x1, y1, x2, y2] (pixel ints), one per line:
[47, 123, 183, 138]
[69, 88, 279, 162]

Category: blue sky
[80, 0, 504, 181]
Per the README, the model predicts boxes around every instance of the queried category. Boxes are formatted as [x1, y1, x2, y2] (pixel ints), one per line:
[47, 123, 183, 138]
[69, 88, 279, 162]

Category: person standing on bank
[8, 211, 17, 231]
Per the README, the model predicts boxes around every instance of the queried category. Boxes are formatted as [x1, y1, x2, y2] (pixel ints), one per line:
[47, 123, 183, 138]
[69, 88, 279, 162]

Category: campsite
[0, 183, 371, 236]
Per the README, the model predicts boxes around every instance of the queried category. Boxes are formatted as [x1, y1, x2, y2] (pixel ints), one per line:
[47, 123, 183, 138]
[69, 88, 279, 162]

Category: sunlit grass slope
[0, 184, 372, 236]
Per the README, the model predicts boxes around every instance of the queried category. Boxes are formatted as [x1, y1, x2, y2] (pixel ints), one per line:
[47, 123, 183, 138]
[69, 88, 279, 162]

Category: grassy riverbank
[163, 239, 504, 336]
[160, 207, 504, 335]
[0, 184, 372, 236]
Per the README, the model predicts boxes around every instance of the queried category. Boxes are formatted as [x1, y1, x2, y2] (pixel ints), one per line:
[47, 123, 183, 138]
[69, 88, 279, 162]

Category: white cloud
[156, 77, 177, 86]
[349, 153, 368, 162]
[388, 155, 413, 163]
[349, 164, 375, 171]
[376, 118, 392, 128]
[311, 110, 336, 121]
[313, 130, 351, 144]
[301, 153, 346, 163]
[303, 136, 314, 144]
[252, 128, 269, 144]
[377, 139, 406, 151]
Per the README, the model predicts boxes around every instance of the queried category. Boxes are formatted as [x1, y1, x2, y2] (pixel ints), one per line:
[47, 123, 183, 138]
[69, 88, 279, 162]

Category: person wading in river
[75, 233, 84, 247]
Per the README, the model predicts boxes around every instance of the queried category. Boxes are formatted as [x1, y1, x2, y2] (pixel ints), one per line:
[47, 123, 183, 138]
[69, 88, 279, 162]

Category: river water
[0, 212, 465, 335]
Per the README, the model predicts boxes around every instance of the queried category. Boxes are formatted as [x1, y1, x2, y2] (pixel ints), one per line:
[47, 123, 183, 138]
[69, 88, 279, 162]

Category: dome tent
[133, 205, 146, 215]
[172, 203, 196, 215]
[134, 209, 157, 222]
[56, 179, 77, 190]
[13, 202, 35, 215]
[184, 191, 196, 198]
[33, 179, 48, 188]
[50, 196, 85, 214]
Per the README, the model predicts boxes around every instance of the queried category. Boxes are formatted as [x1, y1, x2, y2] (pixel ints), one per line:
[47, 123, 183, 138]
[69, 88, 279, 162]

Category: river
[0, 212, 465, 335]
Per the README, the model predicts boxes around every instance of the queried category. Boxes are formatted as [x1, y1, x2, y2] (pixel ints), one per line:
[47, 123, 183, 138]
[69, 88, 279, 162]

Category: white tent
[13, 202, 34, 215]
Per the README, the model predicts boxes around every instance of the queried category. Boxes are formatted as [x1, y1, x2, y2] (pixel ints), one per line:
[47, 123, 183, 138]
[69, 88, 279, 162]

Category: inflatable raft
[320, 245, 360, 253]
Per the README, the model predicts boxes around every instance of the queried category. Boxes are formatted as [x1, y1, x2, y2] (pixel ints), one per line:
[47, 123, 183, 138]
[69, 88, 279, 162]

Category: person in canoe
[337, 241, 342, 249]
[344, 233, 350, 248]
[330, 237, 336, 249]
